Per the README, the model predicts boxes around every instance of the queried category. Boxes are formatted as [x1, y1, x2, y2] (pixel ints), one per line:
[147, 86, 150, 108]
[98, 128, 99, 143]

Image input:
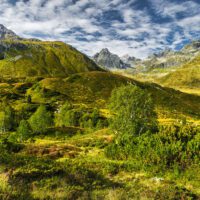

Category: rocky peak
[0, 24, 20, 40]
[121, 54, 141, 63]
[93, 48, 131, 69]
[101, 48, 110, 54]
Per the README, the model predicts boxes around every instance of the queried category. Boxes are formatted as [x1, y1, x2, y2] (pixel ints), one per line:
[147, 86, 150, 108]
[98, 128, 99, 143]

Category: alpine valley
[0, 24, 199, 200]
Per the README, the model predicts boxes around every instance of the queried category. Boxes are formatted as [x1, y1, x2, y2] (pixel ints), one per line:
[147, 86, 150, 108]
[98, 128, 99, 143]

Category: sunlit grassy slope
[0, 40, 101, 78]
[158, 54, 200, 89]
[5, 71, 194, 124]
[0, 64, 200, 199]
[130, 53, 200, 96]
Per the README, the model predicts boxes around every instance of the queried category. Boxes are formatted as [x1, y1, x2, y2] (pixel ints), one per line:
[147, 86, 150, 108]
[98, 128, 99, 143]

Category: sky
[0, 0, 200, 59]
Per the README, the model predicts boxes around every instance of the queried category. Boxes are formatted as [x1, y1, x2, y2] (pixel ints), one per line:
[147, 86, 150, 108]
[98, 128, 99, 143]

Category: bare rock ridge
[93, 48, 132, 70]
[0, 24, 20, 40]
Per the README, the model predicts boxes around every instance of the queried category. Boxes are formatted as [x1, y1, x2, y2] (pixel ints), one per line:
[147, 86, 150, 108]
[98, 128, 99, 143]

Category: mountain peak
[93, 48, 131, 69]
[100, 48, 110, 53]
[0, 24, 20, 40]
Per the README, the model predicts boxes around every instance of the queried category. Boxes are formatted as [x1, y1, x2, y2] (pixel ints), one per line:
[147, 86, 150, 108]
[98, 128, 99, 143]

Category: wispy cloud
[0, 0, 199, 59]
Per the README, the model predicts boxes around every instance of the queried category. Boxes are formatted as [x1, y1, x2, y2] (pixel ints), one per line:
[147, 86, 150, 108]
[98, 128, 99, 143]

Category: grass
[1, 127, 199, 199]
[0, 40, 101, 78]
[25, 72, 200, 123]
[0, 59, 199, 199]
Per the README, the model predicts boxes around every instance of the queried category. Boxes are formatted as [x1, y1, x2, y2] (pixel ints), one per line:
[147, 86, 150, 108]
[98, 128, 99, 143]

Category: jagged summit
[0, 24, 20, 40]
[93, 48, 131, 70]
[121, 54, 141, 67]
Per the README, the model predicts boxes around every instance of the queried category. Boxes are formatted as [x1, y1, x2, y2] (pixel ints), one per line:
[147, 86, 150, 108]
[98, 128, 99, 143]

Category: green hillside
[1, 71, 199, 123]
[0, 71, 200, 199]
[0, 38, 199, 199]
[0, 40, 101, 78]
[158, 54, 200, 89]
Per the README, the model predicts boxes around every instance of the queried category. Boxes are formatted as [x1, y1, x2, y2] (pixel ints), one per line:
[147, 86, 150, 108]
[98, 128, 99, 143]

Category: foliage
[0, 104, 15, 132]
[17, 120, 32, 142]
[109, 84, 158, 136]
[106, 124, 200, 169]
[55, 101, 73, 127]
[29, 105, 53, 134]
[55, 102, 107, 130]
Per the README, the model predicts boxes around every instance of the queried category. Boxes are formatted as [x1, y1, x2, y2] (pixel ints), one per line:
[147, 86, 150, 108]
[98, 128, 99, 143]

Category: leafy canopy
[109, 84, 158, 136]
[29, 105, 53, 134]
[17, 120, 32, 142]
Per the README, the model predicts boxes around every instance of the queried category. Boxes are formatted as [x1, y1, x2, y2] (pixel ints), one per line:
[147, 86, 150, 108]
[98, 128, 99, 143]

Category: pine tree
[17, 120, 32, 142]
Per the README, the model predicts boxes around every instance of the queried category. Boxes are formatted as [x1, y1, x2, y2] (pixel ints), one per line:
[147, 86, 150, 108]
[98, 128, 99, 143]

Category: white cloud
[0, 0, 199, 59]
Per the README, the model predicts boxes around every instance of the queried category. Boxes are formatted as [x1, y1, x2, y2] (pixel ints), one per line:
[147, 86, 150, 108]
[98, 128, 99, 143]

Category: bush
[55, 102, 107, 129]
[17, 120, 32, 142]
[105, 125, 200, 169]
[29, 105, 53, 134]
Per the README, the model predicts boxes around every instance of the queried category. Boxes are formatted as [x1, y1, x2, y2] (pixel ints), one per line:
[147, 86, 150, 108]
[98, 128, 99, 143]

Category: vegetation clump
[29, 105, 53, 134]
[106, 85, 200, 171]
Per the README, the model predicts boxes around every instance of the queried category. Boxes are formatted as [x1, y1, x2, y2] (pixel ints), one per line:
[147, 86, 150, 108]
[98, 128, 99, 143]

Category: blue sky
[0, 0, 200, 58]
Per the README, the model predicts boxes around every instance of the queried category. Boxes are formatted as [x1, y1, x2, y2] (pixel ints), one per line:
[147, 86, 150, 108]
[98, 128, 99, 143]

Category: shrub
[105, 125, 200, 169]
[29, 105, 53, 134]
[17, 120, 32, 142]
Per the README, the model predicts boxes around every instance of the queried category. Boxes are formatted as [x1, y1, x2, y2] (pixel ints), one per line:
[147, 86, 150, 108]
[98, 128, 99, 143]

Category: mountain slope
[0, 24, 20, 40]
[0, 40, 101, 78]
[25, 71, 200, 121]
[158, 53, 200, 89]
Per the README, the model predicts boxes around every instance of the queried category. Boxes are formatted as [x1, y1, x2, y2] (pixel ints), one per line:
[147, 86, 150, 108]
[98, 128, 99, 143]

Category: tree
[0, 104, 15, 134]
[27, 95, 32, 103]
[17, 120, 32, 142]
[55, 101, 73, 127]
[109, 85, 158, 136]
[29, 105, 53, 134]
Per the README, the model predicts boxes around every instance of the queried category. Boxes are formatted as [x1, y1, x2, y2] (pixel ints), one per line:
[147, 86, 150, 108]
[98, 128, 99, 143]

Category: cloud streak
[0, 0, 199, 59]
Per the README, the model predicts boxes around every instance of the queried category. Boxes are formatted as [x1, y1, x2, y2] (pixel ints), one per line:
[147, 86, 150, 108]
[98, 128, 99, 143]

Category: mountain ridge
[93, 48, 131, 70]
[0, 24, 20, 40]
[0, 25, 102, 78]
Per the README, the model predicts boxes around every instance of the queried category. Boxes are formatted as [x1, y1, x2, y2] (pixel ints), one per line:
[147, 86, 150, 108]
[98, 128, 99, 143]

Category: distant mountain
[93, 48, 131, 70]
[0, 24, 20, 40]
[131, 40, 200, 93]
[121, 54, 141, 67]
[157, 53, 200, 89]
[139, 41, 200, 72]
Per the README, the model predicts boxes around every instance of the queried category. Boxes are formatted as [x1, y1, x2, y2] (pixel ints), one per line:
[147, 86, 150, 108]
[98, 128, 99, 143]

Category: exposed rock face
[121, 54, 141, 67]
[0, 24, 20, 40]
[139, 42, 200, 72]
[93, 48, 131, 69]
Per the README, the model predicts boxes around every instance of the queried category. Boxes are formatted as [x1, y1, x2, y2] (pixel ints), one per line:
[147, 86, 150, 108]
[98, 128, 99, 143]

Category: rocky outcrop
[121, 54, 141, 67]
[93, 48, 131, 70]
[0, 24, 20, 40]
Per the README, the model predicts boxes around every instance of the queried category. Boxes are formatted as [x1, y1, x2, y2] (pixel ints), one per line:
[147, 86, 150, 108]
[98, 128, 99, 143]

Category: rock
[93, 48, 131, 70]
[0, 24, 20, 40]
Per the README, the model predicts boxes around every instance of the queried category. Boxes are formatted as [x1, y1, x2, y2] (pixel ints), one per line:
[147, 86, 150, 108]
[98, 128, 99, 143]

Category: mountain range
[0, 23, 199, 93]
